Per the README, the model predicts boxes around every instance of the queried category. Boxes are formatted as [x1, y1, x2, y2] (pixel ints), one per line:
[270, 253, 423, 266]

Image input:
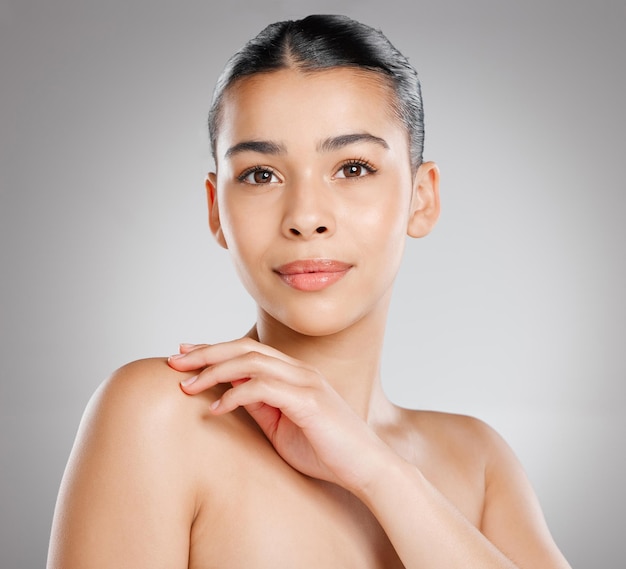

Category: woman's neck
[249, 296, 397, 423]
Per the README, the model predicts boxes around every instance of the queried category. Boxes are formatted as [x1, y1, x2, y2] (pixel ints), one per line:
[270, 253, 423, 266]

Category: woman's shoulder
[94, 357, 200, 407]
[99, 356, 196, 397]
[82, 357, 264, 460]
[61, 358, 258, 518]
[397, 408, 520, 484]
[400, 407, 540, 504]
[83, 358, 205, 433]
[49, 358, 238, 568]
[401, 407, 500, 449]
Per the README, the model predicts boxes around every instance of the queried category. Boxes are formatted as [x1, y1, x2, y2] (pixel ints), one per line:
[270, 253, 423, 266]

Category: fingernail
[210, 399, 221, 410]
[179, 343, 195, 350]
[169, 353, 185, 361]
[180, 375, 198, 387]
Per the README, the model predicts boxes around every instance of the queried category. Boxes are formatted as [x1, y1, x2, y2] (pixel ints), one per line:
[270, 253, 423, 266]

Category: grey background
[1, 0, 624, 566]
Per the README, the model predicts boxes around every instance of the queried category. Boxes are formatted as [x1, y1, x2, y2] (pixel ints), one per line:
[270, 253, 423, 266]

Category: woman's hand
[167, 338, 391, 492]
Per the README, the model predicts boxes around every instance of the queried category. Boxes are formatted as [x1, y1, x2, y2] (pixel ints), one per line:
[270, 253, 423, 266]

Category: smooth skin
[48, 68, 571, 568]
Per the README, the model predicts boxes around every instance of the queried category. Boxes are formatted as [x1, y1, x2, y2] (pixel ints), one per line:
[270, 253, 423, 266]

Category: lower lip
[277, 269, 350, 292]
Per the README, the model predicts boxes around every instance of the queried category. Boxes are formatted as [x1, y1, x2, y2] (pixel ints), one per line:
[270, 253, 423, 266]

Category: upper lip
[274, 259, 353, 275]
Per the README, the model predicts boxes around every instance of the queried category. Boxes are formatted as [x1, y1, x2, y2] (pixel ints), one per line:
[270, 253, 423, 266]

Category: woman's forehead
[215, 67, 406, 156]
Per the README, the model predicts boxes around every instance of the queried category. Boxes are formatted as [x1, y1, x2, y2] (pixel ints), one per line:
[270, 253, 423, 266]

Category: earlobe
[206, 173, 228, 249]
[407, 161, 440, 238]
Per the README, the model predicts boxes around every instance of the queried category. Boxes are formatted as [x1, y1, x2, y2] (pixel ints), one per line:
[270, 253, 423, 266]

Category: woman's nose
[281, 182, 335, 239]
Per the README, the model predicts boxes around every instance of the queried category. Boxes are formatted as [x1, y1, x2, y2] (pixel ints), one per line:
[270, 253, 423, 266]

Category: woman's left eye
[334, 160, 377, 179]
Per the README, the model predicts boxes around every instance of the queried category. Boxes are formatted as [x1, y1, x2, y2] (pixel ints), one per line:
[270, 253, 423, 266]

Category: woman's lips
[274, 259, 352, 292]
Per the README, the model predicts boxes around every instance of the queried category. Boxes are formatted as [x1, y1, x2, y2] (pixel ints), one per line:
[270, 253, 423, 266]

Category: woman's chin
[262, 304, 369, 339]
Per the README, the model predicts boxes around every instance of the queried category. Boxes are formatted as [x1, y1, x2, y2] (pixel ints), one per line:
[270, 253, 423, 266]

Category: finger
[214, 386, 285, 443]
[167, 343, 212, 370]
[179, 343, 207, 354]
[169, 337, 299, 372]
[179, 350, 315, 395]
[212, 375, 316, 423]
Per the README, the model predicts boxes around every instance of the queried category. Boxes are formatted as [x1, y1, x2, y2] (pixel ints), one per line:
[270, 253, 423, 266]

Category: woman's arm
[352, 418, 572, 569]
[48, 360, 199, 569]
[170, 340, 572, 569]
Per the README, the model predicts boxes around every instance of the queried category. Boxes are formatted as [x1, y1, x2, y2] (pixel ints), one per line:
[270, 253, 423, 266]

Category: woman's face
[208, 67, 437, 336]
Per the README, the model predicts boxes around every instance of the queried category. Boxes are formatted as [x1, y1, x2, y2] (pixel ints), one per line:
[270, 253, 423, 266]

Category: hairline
[211, 65, 413, 170]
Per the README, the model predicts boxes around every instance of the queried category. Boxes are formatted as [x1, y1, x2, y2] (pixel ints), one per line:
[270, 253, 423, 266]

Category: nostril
[288, 226, 327, 236]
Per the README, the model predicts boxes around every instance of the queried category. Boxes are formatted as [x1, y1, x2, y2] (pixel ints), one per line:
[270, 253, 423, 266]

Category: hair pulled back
[209, 14, 425, 171]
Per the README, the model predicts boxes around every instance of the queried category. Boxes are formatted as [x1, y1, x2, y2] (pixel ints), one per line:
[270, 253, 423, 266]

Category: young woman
[48, 15, 571, 569]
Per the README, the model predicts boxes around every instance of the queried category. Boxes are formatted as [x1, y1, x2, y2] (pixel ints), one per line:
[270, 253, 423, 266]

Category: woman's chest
[188, 454, 405, 569]
[186, 410, 485, 568]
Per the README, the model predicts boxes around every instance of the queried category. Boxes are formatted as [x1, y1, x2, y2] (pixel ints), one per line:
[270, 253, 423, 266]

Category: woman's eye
[238, 167, 279, 185]
[334, 161, 377, 179]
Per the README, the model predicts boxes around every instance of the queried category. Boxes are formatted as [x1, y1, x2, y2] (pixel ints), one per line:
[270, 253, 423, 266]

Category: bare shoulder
[400, 408, 532, 500]
[77, 359, 199, 452]
[92, 357, 203, 414]
[400, 408, 569, 567]
[48, 359, 250, 568]
[403, 409, 533, 493]
[82, 357, 254, 457]
[398, 407, 503, 465]
[404, 408, 493, 436]
[73, 357, 212, 481]
[64, 357, 225, 503]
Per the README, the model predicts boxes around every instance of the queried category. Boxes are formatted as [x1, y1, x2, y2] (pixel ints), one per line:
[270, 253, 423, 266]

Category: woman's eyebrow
[317, 133, 390, 152]
[223, 133, 389, 159]
[224, 140, 286, 159]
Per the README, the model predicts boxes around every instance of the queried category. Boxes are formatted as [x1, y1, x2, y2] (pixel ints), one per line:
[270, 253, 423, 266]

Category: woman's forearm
[353, 451, 519, 569]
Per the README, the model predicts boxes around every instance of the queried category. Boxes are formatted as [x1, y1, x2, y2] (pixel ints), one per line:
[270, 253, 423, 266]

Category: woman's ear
[206, 173, 228, 249]
[407, 161, 440, 238]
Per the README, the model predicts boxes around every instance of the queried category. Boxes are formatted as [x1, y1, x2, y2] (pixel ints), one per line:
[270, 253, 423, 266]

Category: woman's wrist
[343, 434, 416, 505]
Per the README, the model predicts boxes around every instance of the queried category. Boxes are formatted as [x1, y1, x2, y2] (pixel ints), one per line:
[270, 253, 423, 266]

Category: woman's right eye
[237, 167, 279, 185]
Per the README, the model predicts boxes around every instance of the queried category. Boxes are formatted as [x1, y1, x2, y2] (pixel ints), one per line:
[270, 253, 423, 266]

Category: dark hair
[209, 15, 425, 171]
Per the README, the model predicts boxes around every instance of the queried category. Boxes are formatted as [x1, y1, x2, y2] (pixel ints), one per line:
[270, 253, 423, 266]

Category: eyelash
[335, 158, 378, 178]
[236, 165, 278, 184]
